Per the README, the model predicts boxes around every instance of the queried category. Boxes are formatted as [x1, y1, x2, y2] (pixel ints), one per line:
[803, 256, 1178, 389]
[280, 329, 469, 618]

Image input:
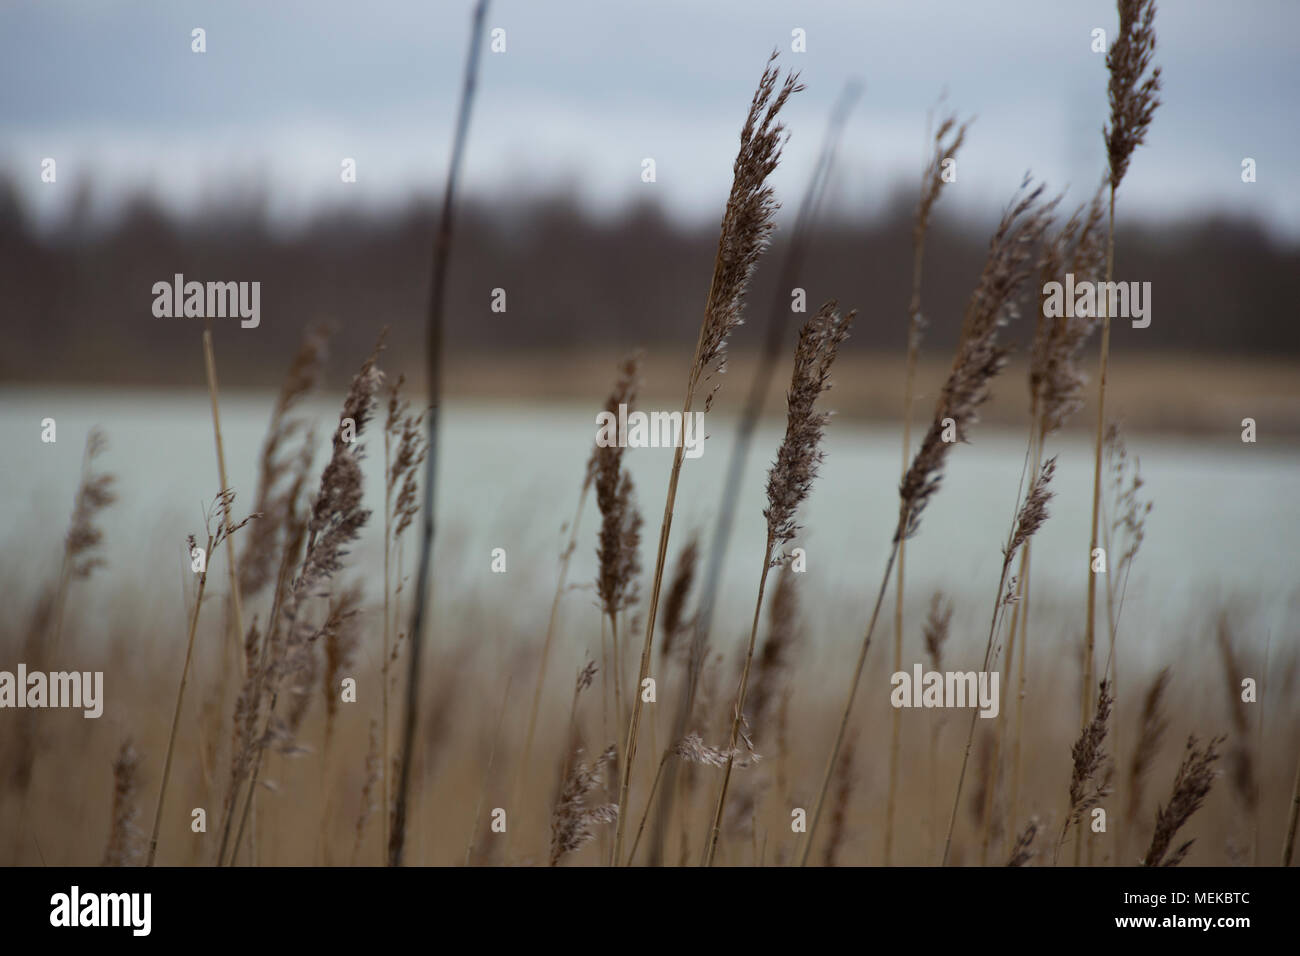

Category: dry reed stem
[1006, 817, 1040, 867]
[1086, 0, 1161, 736]
[202, 324, 247, 680]
[947, 456, 1057, 866]
[49, 428, 116, 653]
[1144, 734, 1221, 866]
[611, 51, 801, 867]
[391, 0, 489, 868]
[657, 83, 855, 869]
[888, 109, 968, 865]
[508, 472, 593, 860]
[802, 179, 1055, 866]
[1284, 749, 1300, 866]
[1056, 680, 1115, 863]
[1125, 666, 1170, 859]
[465, 677, 512, 866]
[704, 302, 851, 866]
[222, 339, 382, 865]
[148, 492, 254, 866]
[350, 720, 381, 866]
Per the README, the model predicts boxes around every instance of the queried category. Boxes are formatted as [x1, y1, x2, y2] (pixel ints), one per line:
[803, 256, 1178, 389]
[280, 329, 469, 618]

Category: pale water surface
[2, 387, 1296, 674]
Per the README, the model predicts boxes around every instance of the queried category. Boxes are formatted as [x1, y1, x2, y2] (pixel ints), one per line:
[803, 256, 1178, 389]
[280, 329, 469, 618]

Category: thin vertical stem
[1084, 189, 1118, 730]
[202, 325, 246, 678]
[512, 482, 590, 842]
[382, 415, 393, 859]
[704, 546, 773, 866]
[391, 0, 489, 868]
[146, 538, 210, 866]
[801, 533, 901, 865]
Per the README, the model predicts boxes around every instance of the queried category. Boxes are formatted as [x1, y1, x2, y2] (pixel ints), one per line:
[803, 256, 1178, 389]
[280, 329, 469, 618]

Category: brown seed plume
[898, 179, 1057, 542]
[65, 427, 117, 580]
[673, 732, 759, 770]
[103, 739, 144, 867]
[1127, 666, 1171, 823]
[1143, 735, 1223, 866]
[1006, 817, 1040, 867]
[549, 745, 619, 866]
[660, 535, 699, 662]
[923, 592, 953, 672]
[595, 354, 644, 617]
[1215, 620, 1258, 812]
[1105, 0, 1162, 190]
[350, 719, 381, 866]
[748, 567, 801, 738]
[1030, 189, 1107, 435]
[385, 374, 428, 542]
[696, 52, 804, 408]
[240, 323, 331, 597]
[1060, 680, 1114, 855]
[322, 582, 365, 743]
[822, 730, 858, 867]
[764, 301, 854, 559]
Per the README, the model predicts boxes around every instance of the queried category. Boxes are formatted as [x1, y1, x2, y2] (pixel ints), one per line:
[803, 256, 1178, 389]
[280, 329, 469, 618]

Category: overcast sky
[3, 0, 1297, 237]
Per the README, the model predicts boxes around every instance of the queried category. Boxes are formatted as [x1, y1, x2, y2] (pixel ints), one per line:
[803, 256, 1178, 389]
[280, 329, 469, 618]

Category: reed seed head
[1106, 0, 1162, 190]
[765, 301, 853, 559]
[696, 51, 803, 409]
[898, 178, 1057, 541]
[1143, 734, 1223, 866]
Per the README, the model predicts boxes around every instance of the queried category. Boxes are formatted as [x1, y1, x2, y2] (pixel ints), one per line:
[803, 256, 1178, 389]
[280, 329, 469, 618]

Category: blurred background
[1, 0, 1297, 866]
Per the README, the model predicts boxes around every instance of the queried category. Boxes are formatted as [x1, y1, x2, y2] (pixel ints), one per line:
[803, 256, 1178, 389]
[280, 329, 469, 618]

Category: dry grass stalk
[888, 109, 968, 865]
[1005, 192, 1108, 848]
[1284, 750, 1300, 866]
[923, 592, 954, 854]
[202, 323, 249, 680]
[49, 428, 116, 652]
[660, 84, 857, 868]
[949, 454, 1059, 866]
[465, 676, 513, 866]
[748, 568, 800, 739]
[823, 730, 859, 867]
[1085, 0, 1161, 733]
[1056, 681, 1114, 863]
[803, 179, 1056, 867]
[103, 739, 144, 867]
[550, 745, 618, 866]
[382, 372, 426, 855]
[628, 733, 758, 865]
[148, 491, 255, 866]
[219, 339, 383, 866]
[317, 582, 364, 862]
[240, 324, 331, 598]
[392, 0, 490, 869]
[704, 301, 851, 867]
[506, 374, 608, 853]
[322, 584, 364, 753]
[1125, 666, 1170, 847]
[1006, 817, 1040, 867]
[659, 535, 699, 664]
[350, 720, 381, 866]
[595, 355, 645, 761]
[612, 51, 801, 867]
[1214, 620, 1258, 815]
[1143, 734, 1222, 866]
